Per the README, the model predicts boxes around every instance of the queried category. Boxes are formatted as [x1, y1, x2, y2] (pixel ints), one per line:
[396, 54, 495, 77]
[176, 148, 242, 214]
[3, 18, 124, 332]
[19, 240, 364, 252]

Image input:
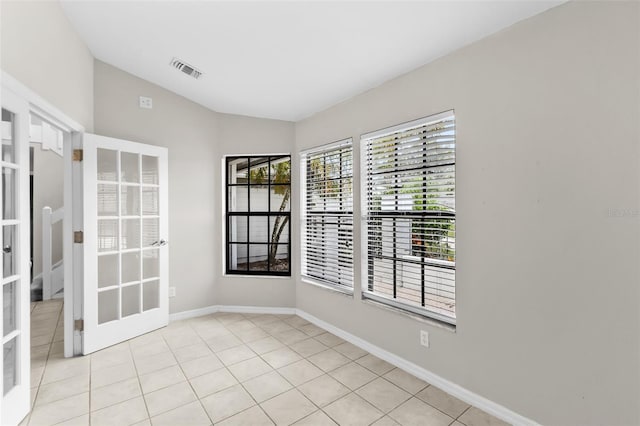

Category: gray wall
[93, 61, 296, 313]
[215, 113, 296, 308]
[1, 0, 94, 131]
[294, 2, 639, 425]
[31, 146, 64, 278]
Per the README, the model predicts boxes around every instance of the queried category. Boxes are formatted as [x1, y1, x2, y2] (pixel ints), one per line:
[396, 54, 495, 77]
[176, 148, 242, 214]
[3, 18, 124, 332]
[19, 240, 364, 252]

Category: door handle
[151, 239, 168, 247]
[3, 245, 11, 254]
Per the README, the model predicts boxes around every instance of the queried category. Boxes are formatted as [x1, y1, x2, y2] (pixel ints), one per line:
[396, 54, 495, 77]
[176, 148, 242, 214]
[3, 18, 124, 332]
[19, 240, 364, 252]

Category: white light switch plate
[168, 287, 176, 298]
[139, 96, 153, 109]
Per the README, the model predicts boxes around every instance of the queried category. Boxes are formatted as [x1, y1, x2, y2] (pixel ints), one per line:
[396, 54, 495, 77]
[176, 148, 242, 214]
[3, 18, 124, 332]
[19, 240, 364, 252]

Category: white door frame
[1, 71, 85, 360]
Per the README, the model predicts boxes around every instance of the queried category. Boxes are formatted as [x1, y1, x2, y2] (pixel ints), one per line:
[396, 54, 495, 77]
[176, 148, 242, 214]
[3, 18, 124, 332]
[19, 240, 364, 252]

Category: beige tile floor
[24, 300, 509, 426]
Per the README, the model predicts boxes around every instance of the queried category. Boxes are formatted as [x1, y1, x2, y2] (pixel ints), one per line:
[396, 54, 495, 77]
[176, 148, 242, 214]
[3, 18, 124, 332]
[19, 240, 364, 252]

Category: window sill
[361, 296, 456, 333]
[222, 274, 292, 280]
[300, 277, 354, 297]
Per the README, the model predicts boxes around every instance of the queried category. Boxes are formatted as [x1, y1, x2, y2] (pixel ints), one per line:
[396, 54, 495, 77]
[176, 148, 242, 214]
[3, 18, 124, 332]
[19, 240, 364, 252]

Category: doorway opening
[29, 114, 66, 303]
[26, 113, 69, 394]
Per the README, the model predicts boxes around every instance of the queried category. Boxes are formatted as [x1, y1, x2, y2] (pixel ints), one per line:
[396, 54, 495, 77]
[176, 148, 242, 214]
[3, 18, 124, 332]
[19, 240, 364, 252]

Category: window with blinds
[301, 139, 354, 290]
[362, 111, 456, 324]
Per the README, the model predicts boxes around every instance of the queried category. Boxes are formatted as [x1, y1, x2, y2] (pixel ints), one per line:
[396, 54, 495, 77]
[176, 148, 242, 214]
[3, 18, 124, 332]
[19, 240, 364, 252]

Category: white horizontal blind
[362, 111, 456, 323]
[301, 139, 353, 289]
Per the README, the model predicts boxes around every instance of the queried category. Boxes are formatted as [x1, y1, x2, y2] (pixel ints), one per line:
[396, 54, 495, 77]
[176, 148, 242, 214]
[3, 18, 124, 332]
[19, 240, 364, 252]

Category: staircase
[31, 206, 64, 302]
[31, 260, 64, 302]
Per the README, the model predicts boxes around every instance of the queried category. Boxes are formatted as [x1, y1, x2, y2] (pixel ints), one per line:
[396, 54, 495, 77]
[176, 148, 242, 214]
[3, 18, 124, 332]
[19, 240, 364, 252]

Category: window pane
[270, 185, 290, 212]
[122, 284, 140, 317]
[121, 219, 140, 249]
[142, 218, 159, 247]
[98, 184, 118, 216]
[3, 337, 17, 395]
[228, 186, 248, 212]
[143, 280, 159, 311]
[269, 215, 289, 245]
[142, 187, 158, 215]
[141, 155, 159, 185]
[270, 156, 290, 183]
[98, 289, 119, 324]
[2, 168, 16, 220]
[228, 216, 247, 243]
[98, 254, 119, 288]
[269, 244, 289, 272]
[249, 185, 269, 211]
[122, 251, 140, 283]
[228, 158, 249, 184]
[248, 244, 268, 271]
[143, 249, 159, 279]
[121, 152, 139, 183]
[121, 185, 140, 216]
[249, 157, 269, 184]
[3, 225, 16, 278]
[3, 281, 16, 336]
[97, 148, 117, 182]
[2, 109, 15, 163]
[229, 243, 248, 271]
[249, 216, 268, 243]
[98, 219, 118, 252]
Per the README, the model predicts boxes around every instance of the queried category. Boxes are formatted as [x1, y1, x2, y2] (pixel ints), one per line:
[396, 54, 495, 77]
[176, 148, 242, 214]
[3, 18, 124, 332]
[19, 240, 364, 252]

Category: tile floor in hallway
[25, 300, 509, 426]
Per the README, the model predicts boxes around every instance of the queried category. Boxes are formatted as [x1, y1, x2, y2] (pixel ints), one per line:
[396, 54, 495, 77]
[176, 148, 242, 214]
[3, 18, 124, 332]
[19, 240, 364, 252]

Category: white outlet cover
[420, 330, 429, 348]
[139, 96, 153, 109]
[168, 287, 176, 297]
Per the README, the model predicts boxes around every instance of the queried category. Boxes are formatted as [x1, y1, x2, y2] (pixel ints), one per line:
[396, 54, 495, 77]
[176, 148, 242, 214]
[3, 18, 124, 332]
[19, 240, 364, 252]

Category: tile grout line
[28, 302, 69, 425]
[239, 313, 365, 425]
[241, 313, 327, 426]
[162, 320, 217, 425]
[206, 313, 287, 425]
[126, 338, 153, 424]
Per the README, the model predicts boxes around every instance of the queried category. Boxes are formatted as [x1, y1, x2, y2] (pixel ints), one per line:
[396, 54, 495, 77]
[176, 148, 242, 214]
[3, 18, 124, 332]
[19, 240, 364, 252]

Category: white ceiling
[61, 1, 563, 122]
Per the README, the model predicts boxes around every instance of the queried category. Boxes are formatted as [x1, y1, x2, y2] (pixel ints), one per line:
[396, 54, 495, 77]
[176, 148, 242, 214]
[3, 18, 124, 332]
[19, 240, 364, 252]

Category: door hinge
[74, 319, 84, 332]
[73, 149, 83, 162]
[74, 231, 84, 243]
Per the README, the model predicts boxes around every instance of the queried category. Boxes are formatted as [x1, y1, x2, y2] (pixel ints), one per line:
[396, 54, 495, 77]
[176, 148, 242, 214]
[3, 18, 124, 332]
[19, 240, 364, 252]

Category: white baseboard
[295, 309, 539, 426]
[169, 304, 296, 322]
[217, 305, 296, 315]
[168, 304, 537, 426]
[169, 305, 220, 322]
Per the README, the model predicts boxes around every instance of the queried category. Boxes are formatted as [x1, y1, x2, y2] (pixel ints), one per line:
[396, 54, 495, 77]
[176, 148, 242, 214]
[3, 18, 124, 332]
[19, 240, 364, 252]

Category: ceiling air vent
[170, 57, 203, 80]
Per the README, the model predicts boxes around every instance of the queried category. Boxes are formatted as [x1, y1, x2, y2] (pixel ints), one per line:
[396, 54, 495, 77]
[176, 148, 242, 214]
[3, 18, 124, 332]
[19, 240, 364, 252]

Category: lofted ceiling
[61, 1, 563, 122]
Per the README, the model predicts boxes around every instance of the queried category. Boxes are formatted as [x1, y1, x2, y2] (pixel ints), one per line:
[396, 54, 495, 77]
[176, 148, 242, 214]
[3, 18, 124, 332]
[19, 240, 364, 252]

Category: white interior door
[1, 89, 31, 425]
[82, 134, 168, 355]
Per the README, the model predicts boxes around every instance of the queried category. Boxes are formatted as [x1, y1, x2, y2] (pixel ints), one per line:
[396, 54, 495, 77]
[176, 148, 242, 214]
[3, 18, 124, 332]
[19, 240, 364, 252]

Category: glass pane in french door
[97, 149, 161, 324]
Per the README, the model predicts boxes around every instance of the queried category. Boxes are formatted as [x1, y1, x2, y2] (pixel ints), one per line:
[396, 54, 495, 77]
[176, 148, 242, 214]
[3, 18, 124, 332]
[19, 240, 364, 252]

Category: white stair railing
[42, 206, 64, 300]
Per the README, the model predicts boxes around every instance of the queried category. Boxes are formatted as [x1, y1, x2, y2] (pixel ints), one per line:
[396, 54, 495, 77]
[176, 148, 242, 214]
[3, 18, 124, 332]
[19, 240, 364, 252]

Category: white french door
[82, 134, 168, 355]
[1, 89, 31, 425]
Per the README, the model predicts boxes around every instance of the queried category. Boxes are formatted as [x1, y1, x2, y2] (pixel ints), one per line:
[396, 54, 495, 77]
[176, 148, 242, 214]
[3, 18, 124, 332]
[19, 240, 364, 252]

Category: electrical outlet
[168, 287, 176, 298]
[420, 330, 429, 348]
[139, 96, 153, 109]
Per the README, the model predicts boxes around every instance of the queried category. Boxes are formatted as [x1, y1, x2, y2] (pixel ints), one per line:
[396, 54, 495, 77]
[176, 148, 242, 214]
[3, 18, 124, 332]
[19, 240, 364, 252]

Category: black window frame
[225, 155, 292, 277]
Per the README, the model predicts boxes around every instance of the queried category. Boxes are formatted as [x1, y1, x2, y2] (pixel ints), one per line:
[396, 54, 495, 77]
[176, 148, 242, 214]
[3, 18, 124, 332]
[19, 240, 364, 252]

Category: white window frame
[360, 111, 456, 324]
[300, 138, 354, 292]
